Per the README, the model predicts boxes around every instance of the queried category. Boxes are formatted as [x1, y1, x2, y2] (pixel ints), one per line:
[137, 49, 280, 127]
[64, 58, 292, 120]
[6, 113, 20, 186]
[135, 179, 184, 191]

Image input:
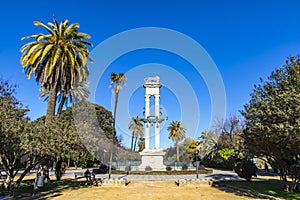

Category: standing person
[264, 163, 269, 172]
[55, 159, 62, 180]
[43, 165, 50, 183]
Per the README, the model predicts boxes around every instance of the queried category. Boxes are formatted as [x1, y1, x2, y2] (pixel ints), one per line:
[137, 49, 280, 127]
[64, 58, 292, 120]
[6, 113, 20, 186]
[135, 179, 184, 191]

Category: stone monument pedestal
[138, 149, 166, 171]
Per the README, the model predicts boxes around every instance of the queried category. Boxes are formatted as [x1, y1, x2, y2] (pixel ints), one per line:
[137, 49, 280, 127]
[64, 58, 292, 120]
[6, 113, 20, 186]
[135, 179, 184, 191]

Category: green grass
[225, 179, 300, 200]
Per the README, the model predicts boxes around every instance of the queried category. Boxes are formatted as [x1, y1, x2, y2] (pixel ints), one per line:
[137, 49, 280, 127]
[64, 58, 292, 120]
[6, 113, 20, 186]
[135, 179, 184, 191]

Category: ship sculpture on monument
[138, 76, 166, 171]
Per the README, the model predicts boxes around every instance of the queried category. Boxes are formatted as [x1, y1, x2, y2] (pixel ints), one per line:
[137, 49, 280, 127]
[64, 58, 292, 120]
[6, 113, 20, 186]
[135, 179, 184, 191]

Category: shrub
[145, 166, 152, 171]
[166, 166, 172, 171]
[234, 159, 257, 181]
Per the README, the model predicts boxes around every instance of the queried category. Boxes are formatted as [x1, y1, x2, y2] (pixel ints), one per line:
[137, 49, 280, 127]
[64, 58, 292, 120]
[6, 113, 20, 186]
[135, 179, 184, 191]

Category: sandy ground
[12, 171, 276, 199]
[43, 180, 258, 200]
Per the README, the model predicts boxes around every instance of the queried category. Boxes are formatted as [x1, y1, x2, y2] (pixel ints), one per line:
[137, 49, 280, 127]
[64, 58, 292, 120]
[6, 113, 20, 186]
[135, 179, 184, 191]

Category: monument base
[138, 149, 166, 171]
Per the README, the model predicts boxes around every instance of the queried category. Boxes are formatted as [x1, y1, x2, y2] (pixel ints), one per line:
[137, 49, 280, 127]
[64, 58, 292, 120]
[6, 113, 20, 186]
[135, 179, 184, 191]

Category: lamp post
[103, 149, 108, 174]
[195, 150, 200, 179]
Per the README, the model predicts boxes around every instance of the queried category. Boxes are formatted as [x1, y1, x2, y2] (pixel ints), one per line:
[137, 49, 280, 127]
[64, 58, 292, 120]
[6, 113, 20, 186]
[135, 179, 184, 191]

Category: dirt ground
[44, 180, 259, 200]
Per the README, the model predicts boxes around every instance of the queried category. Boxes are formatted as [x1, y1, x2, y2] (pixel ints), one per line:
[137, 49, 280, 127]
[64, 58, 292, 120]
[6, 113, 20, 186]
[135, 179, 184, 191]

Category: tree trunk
[133, 136, 138, 152]
[2, 156, 19, 192]
[280, 169, 290, 191]
[130, 133, 134, 151]
[112, 91, 119, 136]
[55, 159, 62, 181]
[109, 91, 119, 179]
[4, 169, 14, 192]
[57, 95, 66, 118]
[291, 179, 299, 192]
[16, 162, 38, 186]
[67, 155, 70, 167]
[176, 140, 180, 162]
[46, 87, 57, 124]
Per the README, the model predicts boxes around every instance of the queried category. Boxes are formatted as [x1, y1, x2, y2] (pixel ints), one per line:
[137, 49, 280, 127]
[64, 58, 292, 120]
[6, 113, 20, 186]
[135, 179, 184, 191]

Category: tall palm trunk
[57, 95, 66, 118]
[109, 91, 119, 179]
[133, 136, 138, 152]
[176, 140, 180, 162]
[130, 134, 134, 151]
[46, 87, 57, 124]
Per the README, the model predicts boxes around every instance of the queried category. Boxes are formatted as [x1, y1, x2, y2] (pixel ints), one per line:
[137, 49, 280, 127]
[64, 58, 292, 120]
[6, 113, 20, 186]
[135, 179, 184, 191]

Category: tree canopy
[0, 80, 29, 189]
[128, 116, 143, 152]
[20, 17, 92, 122]
[167, 121, 186, 162]
[0, 79, 118, 190]
[241, 56, 300, 191]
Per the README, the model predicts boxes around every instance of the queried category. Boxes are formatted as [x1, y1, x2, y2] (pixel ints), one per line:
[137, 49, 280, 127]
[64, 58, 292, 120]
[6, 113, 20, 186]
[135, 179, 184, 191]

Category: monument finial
[144, 76, 160, 84]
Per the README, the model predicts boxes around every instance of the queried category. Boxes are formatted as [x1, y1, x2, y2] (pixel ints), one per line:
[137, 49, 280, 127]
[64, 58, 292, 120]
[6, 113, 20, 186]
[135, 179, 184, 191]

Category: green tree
[217, 116, 243, 149]
[216, 116, 257, 181]
[186, 139, 200, 154]
[167, 121, 186, 162]
[0, 80, 114, 189]
[63, 102, 117, 165]
[137, 137, 145, 152]
[108, 73, 126, 178]
[128, 116, 144, 151]
[198, 130, 219, 160]
[26, 102, 116, 180]
[0, 80, 29, 191]
[20, 17, 92, 123]
[181, 139, 200, 162]
[241, 56, 300, 190]
[22, 118, 75, 181]
[0, 80, 74, 187]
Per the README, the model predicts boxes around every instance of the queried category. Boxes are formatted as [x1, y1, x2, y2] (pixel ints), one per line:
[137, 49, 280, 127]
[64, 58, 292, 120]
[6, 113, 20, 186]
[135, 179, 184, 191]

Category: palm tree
[40, 80, 90, 118]
[20, 17, 92, 123]
[108, 72, 126, 178]
[198, 130, 219, 159]
[57, 80, 90, 117]
[128, 116, 144, 151]
[167, 121, 186, 162]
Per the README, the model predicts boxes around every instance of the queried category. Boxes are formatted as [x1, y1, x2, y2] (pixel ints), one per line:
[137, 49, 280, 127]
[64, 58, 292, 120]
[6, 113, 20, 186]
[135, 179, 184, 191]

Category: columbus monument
[138, 76, 166, 170]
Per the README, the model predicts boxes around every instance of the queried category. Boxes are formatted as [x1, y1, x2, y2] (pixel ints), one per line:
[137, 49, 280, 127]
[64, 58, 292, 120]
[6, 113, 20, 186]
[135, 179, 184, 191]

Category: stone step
[177, 178, 213, 187]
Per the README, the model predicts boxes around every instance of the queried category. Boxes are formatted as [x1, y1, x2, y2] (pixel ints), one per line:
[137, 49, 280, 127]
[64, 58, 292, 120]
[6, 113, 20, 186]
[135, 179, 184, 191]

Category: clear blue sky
[1, 0, 300, 149]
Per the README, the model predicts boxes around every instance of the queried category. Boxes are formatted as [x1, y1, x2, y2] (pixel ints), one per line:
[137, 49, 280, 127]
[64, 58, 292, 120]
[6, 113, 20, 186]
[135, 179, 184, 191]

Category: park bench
[73, 171, 128, 186]
[74, 171, 104, 186]
[74, 171, 94, 181]
[177, 178, 213, 187]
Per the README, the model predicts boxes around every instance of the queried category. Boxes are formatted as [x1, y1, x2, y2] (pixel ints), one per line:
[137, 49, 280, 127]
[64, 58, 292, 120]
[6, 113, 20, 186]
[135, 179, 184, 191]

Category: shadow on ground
[214, 179, 300, 200]
[12, 178, 91, 200]
[212, 182, 264, 199]
[205, 173, 240, 180]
